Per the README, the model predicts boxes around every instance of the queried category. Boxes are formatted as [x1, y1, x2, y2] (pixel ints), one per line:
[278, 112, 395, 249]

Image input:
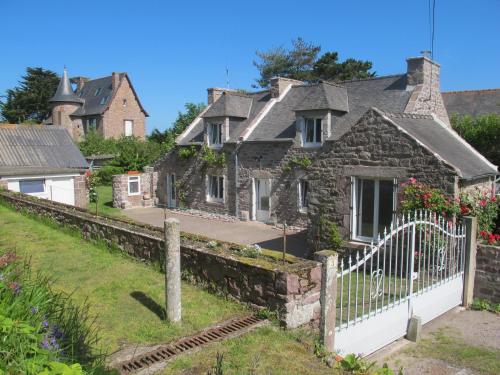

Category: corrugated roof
[442, 89, 500, 117]
[0, 126, 88, 174]
[385, 113, 498, 179]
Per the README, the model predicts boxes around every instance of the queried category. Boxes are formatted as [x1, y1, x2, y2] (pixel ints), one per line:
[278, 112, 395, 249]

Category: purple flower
[30, 306, 39, 314]
[9, 281, 21, 295]
[41, 338, 51, 350]
[51, 325, 64, 340]
[42, 319, 49, 329]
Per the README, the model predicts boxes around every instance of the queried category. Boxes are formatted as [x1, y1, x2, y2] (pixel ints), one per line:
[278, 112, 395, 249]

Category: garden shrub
[317, 215, 343, 250]
[94, 165, 124, 185]
[0, 252, 106, 374]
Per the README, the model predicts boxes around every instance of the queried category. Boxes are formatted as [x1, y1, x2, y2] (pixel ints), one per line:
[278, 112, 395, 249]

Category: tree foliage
[451, 114, 500, 167]
[148, 102, 205, 151]
[0, 67, 59, 123]
[253, 38, 375, 87]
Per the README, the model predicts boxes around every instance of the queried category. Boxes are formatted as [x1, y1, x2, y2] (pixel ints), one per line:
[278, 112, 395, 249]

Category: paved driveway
[123, 207, 309, 258]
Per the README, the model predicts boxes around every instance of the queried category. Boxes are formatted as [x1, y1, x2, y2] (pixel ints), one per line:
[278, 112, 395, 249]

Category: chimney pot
[112, 72, 121, 91]
[270, 77, 303, 98]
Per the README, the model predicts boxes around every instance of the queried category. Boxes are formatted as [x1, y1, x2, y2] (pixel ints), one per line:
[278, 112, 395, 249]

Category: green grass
[0, 204, 247, 353]
[163, 325, 334, 375]
[407, 328, 500, 374]
[87, 185, 124, 219]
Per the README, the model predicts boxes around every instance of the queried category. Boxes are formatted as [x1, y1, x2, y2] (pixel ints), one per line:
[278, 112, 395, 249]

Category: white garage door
[48, 177, 75, 205]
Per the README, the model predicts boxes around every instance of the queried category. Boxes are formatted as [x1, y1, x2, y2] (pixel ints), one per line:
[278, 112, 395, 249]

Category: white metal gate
[334, 210, 466, 356]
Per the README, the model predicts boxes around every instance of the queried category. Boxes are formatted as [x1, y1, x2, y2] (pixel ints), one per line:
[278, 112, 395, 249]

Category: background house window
[303, 118, 322, 146]
[19, 179, 45, 194]
[100, 96, 108, 105]
[122, 99, 127, 107]
[94, 88, 102, 96]
[352, 178, 395, 241]
[128, 176, 140, 195]
[85, 118, 97, 133]
[124, 120, 134, 136]
[208, 123, 223, 147]
[207, 175, 224, 202]
[298, 179, 309, 212]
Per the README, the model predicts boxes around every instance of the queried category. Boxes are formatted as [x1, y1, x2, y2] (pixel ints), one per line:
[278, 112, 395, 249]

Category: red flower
[491, 196, 497, 202]
[479, 200, 487, 207]
[85, 170, 91, 177]
[409, 177, 417, 184]
[460, 205, 470, 215]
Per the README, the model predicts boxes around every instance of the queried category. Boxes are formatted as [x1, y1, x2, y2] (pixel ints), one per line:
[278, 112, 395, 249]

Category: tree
[451, 114, 500, 167]
[148, 102, 206, 150]
[253, 38, 375, 87]
[0, 67, 59, 123]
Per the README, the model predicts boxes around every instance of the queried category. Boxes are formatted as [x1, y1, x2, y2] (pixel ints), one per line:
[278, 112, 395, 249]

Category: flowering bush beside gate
[0, 252, 105, 374]
[400, 178, 499, 245]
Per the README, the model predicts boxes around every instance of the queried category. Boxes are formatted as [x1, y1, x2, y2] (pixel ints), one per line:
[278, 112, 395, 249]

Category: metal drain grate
[117, 315, 265, 374]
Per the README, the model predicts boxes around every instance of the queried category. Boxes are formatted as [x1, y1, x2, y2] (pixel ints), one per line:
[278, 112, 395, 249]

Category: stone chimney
[112, 72, 122, 91]
[71, 76, 89, 91]
[270, 77, 303, 98]
[404, 54, 450, 126]
[207, 88, 228, 105]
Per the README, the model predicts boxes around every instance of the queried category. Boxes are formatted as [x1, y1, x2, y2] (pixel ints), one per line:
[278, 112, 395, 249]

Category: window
[352, 178, 396, 241]
[298, 179, 309, 212]
[94, 88, 102, 96]
[19, 179, 45, 194]
[303, 118, 322, 146]
[99, 96, 108, 105]
[128, 176, 140, 195]
[207, 175, 224, 203]
[208, 123, 223, 147]
[79, 91, 85, 98]
[85, 118, 97, 133]
[124, 120, 133, 136]
[122, 99, 127, 107]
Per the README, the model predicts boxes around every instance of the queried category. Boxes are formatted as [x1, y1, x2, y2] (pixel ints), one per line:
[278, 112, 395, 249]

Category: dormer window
[100, 96, 108, 105]
[303, 118, 322, 147]
[208, 122, 223, 148]
[94, 88, 102, 96]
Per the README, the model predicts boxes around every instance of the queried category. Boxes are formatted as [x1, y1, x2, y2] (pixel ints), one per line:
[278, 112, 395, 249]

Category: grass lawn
[87, 185, 124, 219]
[0, 204, 247, 353]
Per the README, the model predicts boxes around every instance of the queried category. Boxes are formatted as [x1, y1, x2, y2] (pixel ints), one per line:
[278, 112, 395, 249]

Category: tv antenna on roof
[225, 66, 230, 88]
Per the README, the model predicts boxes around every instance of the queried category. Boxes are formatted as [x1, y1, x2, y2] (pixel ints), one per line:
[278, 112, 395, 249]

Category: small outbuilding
[0, 125, 89, 207]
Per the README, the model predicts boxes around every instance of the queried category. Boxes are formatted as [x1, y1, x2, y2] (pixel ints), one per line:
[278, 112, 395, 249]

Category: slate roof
[293, 82, 348, 112]
[178, 90, 270, 145]
[0, 125, 88, 176]
[49, 69, 84, 104]
[202, 92, 254, 118]
[384, 113, 498, 179]
[72, 75, 119, 116]
[442, 89, 500, 117]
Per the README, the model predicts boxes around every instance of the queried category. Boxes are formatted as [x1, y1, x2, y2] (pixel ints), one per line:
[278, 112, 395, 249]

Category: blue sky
[1, 0, 499, 133]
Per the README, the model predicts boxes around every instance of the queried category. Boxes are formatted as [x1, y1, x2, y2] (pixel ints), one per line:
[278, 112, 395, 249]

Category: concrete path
[368, 308, 500, 374]
[122, 207, 309, 258]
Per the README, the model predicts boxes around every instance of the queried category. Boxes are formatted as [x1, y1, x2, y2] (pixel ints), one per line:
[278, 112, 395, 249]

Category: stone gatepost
[164, 218, 181, 322]
[314, 250, 338, 352]
[463, 216, 478, 307]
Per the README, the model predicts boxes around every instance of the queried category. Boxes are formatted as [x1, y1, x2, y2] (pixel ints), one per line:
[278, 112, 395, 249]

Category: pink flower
[409, 177, 417, 184]
[479, 200, 487, 207]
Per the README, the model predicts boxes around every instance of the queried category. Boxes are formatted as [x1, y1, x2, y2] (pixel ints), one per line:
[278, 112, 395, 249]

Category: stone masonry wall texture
[474, 244, 500, 303]
[103, 78, 146, 139]
[0, 190, 321, 328]
[112, 170, 157, 209]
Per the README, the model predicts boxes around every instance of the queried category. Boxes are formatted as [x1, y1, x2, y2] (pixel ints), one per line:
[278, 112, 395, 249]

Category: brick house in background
[48, 68, 148, 140]
[155, 55, 497, 252]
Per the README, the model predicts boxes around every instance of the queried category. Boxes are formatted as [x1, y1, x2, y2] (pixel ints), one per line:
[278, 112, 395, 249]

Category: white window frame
[124, 120, 134, 137]
[128, 175, 141, 196]
[351, 177, 397, 242]
[303, 118, 322, 147]
[19, 179, 46, 195]
[208, 122, 223, 148]
[206, 175, 224, 203]
[298, 179, 309, 213]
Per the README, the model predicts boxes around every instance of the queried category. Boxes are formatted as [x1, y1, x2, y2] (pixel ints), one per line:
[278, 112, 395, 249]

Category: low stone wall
[474, 243, 500, 303]
[0, 190, 320, 328]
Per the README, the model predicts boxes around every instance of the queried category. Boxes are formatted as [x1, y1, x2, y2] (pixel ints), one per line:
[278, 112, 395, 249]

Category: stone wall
[0, 190, 321, 328]
[51, 103, 82, 140]
[103, 76, 146, 139]
[404, 56, 450, 126]
[474, 243, 500, 303]
[306, 109, 458, 249]
[112, 168, 157, 209]
[73, 174, 88, 208]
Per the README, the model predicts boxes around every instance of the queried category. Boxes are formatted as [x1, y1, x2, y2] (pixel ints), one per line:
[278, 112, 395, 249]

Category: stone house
[0, 124, 88, 207]
[155, 55, 498, 250]
[48, 68, 148, 140]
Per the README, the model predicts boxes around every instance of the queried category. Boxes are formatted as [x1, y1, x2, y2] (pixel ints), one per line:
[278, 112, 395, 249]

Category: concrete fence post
[463, 216, 477, 307]
[314, 250, 338, 352]
[164, 218, 181, 322]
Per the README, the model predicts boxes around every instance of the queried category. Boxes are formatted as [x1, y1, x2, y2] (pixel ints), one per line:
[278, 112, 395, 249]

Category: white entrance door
[166, 174, 176, 208]
[254, 178, 271, 222]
